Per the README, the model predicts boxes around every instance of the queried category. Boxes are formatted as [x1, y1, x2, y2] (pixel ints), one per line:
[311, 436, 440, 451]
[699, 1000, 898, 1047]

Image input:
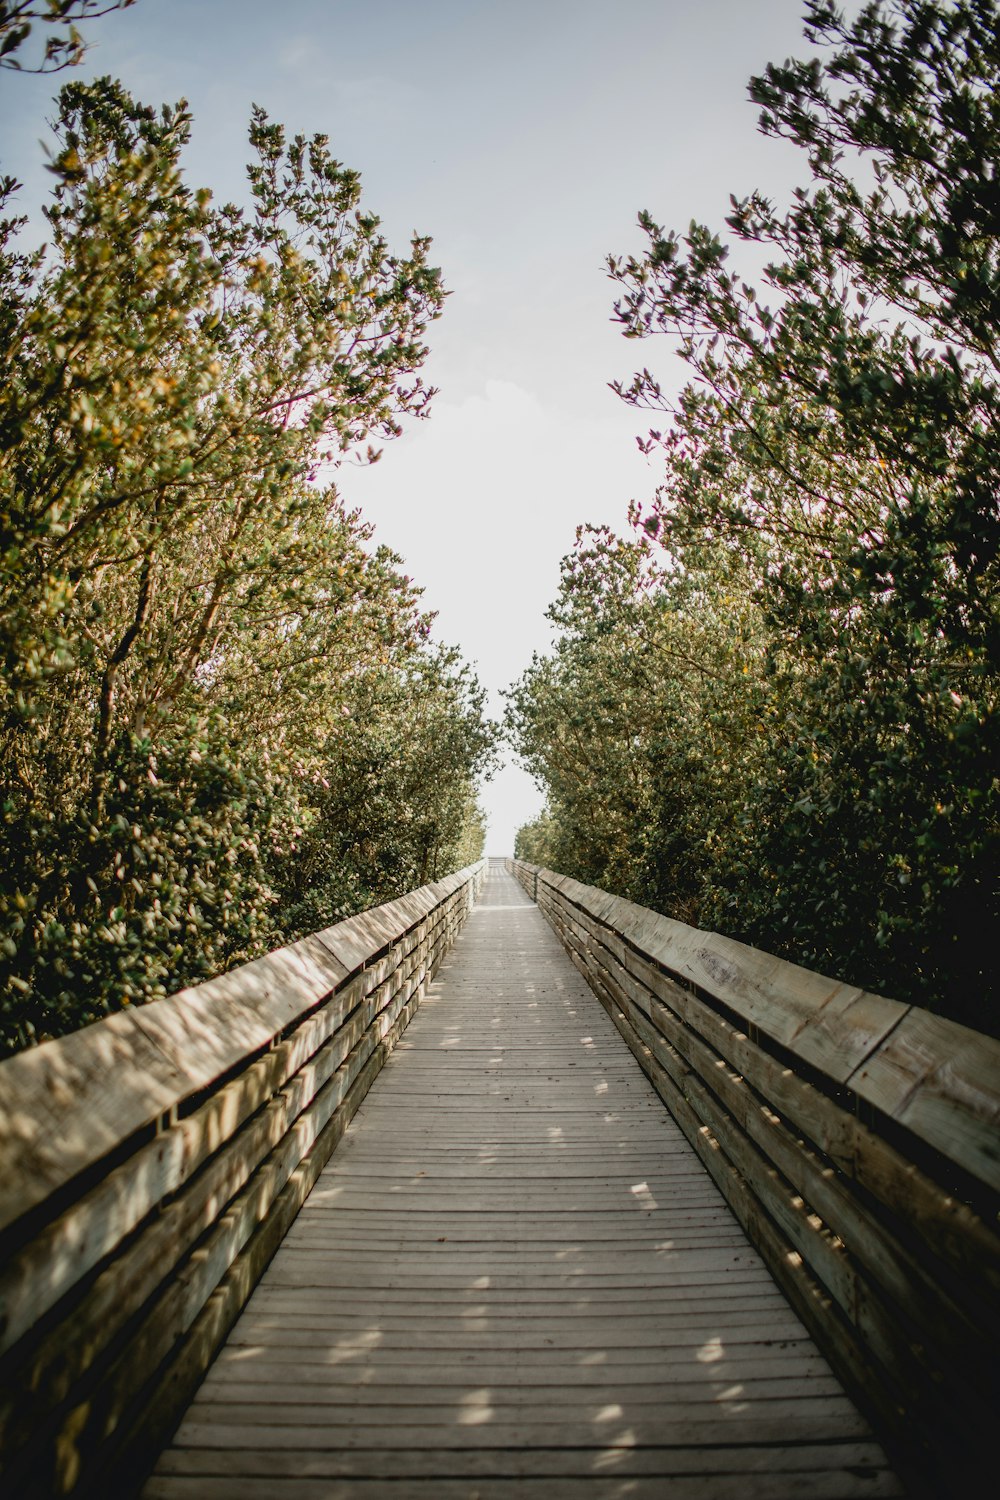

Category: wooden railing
[0, 860, 486, 1498]
[509, 859, 1000, 1499]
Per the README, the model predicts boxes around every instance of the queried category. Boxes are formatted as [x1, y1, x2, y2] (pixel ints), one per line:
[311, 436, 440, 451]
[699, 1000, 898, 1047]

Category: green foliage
[509, 0, 999, 1032]
[0, 1, 136, 73]
[513, 809, 557, 867]
[4, 726, 275, 1042]
[0, 78, 496, 1055]
[506, 525, 765, 925]
[271, 646, 497, 938]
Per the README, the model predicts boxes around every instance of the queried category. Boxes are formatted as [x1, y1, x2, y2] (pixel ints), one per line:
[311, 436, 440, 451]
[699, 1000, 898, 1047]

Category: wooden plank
[203, 1344, 830, 1375]
[0, 872, 477, 1235]
[239, 1287, 803, 1319]
[199, 1380, 840, 1410]
[849, 1008, 1000, 1195]
[580, 926, 1000, 1358]
[1, 868, 485, 1499]
[144, 1474, 904, 1500]
[204, 1340, 817, 1379]
[152, 1439, 897, 1480]
[148, 863, 899, 1498]
[167, 1410, 873, 1450]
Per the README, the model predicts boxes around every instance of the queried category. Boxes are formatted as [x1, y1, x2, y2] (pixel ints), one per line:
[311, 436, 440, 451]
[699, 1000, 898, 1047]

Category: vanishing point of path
[146, 862, 902, 1499]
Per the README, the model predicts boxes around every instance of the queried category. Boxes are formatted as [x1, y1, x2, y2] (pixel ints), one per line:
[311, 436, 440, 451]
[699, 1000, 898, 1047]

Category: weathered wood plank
[848, 1007, 1000, 1194]
[144, 1474, 904, 1500]
[150, 862, 899, 1498]
[201, 1349, 833, 1384]
[168, 1410, 875, 1451]
[522, 858, 999, 1500]
[151, 1440, 899, 1482]
[0, 864, 485, 1499]
[0, 935, 346, 1232]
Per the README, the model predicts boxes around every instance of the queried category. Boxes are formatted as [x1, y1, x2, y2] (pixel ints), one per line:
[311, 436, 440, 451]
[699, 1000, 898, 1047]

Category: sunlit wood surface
[146, 861, 903, 1499]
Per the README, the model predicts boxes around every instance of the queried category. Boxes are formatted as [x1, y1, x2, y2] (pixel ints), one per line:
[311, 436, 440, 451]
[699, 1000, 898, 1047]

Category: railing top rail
[0, 861, 486, 1235]
[512, 861, 1000, 1202]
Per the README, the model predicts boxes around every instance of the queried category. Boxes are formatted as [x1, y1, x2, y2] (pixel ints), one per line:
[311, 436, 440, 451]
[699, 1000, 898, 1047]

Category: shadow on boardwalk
[147, 862, 902, 1499]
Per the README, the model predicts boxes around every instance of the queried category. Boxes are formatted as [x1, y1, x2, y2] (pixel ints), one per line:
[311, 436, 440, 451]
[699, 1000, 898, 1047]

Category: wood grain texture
[150, 862, 902, 1500]
[0, 864, 484, 1498]
[514, 859, 998, 1500]
[530, 866, 1000, 1198]
[0, 867, 479, 1236]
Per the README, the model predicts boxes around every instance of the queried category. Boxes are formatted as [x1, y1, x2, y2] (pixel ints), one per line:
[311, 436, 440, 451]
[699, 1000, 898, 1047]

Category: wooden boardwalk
[146, 862, 903, 1499]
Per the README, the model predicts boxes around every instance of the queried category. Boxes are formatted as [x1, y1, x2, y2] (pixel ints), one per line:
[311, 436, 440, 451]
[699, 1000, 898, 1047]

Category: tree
[513, 809, 556, 867]
[0, 77, 496, 1055]
[514, 0, 998, 1031]
[506, 525, 766, 922]
[272, 644, 497, 937]
[0, 1, 136, 72]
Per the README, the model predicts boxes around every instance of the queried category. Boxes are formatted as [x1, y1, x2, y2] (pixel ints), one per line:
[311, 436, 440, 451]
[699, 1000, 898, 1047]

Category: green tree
[513, 809, 557, 867]
[0, 1, 135, 72]
[506, 525, 765, 922]
[604, 0, 999, 1027]
[511, 0, 998, 1032]
[273, 644, 497, 937]
[0, 77, 496, 1055]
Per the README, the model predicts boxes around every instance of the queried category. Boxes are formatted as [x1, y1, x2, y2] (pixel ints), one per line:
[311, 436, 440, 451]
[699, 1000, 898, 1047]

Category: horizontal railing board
[847, 1008, 1000, 1192]
[511, 858, 999, 1499]
[525, 865, 1000, 1200]
[313, 872, 465, 975]
[0, 928, 428, 1360]
[0, 937, 346, 1237]
[541, 870, 908, 1080]
[0, 867, 474, 1237]
[0, 861, 484, 1498]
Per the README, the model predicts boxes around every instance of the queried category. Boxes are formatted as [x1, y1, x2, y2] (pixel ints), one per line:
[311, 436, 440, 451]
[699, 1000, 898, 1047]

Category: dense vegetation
[0, 68, 495, 1055]
[510, 0, 998, 1034]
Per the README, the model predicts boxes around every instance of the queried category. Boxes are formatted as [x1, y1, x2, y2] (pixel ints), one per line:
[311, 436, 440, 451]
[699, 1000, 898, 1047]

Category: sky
[0, 0, 816, 852]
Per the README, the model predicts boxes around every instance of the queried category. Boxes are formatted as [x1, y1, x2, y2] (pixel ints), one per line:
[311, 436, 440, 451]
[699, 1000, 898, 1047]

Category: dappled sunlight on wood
[146, 862, 904, 1496]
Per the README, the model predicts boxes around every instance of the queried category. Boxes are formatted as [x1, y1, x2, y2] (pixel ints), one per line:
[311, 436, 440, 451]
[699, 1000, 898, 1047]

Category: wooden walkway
[146, 862, 903, 1499]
